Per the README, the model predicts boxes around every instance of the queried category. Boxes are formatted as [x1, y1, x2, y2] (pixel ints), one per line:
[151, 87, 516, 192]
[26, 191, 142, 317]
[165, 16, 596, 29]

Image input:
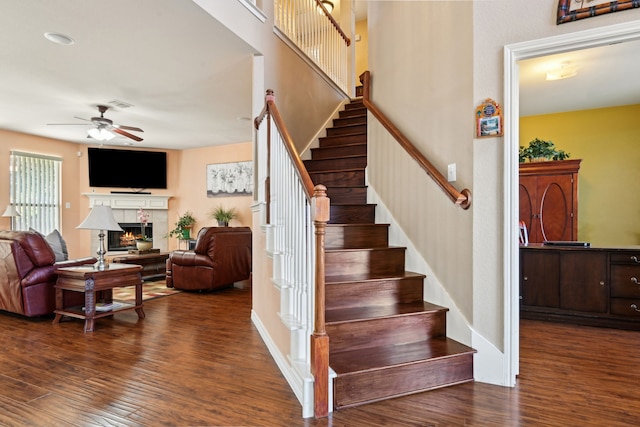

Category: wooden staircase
[304, 99, 476, 409]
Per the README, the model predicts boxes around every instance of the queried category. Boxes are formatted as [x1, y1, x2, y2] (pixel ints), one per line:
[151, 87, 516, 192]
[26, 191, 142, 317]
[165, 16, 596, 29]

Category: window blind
[9, 151, 62, 233]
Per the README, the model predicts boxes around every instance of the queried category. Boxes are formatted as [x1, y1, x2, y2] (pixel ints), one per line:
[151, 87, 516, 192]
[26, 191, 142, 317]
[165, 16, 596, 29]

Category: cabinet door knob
[523, 276, 528, 281]
[632, 304, 640, 313]
[632, 256, 639, 264]
[632, 277, 639, 285]
[599, 281, 605, 286]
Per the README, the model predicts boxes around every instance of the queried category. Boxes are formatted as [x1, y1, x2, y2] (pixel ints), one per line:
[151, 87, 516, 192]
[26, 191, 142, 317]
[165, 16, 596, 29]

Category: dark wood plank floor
[1, 283, 639, 426]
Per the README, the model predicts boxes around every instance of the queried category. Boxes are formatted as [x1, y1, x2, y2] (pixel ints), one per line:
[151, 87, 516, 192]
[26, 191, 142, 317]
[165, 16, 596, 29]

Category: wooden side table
[53, 263, 145, 332]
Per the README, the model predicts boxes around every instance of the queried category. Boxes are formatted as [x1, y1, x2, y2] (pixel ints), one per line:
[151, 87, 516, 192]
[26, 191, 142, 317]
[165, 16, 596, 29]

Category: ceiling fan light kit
[49, 105, 144, 143]
[88, 127, 115, 141]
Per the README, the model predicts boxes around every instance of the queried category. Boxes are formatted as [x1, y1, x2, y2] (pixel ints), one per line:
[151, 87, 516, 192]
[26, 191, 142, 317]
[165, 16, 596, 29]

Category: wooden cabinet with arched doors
[519, 159, 581, 244]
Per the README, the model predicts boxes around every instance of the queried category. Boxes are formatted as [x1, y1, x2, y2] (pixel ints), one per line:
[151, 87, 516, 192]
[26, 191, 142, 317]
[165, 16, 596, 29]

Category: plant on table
[168, 211, 196, 239]
[210, 205, 237, 227]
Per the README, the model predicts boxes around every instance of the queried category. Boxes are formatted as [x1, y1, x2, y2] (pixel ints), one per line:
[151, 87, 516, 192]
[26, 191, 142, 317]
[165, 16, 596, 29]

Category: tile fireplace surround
[82, 193, 172, 254]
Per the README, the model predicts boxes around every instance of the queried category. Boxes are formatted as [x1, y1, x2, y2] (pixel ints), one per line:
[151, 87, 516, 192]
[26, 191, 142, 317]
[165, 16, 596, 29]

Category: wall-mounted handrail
[359, 71, 472, 209]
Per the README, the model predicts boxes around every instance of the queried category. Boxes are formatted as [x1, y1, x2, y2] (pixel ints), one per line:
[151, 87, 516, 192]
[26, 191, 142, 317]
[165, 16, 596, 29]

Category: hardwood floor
[1, 283, 639, 426]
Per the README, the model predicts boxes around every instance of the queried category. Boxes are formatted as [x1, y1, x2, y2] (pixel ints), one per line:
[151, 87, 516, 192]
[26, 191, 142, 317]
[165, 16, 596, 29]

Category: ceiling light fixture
[44, 32, 75, 46]
[546, 62, 578, 81]
[88, 127, 115, 141]
[318, 0, 334, 15]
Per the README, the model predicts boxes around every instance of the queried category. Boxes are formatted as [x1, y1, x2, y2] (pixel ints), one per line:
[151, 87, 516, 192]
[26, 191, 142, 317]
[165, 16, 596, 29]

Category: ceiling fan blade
[73, 116, 93, 122]
[111, 127, 143, 142]
[47, 123, 92, 126]
[116, 124, 144, 132]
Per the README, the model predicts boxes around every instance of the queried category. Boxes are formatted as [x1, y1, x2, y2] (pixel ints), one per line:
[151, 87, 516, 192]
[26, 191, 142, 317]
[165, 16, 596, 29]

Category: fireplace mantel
[82, 193, 172, 209]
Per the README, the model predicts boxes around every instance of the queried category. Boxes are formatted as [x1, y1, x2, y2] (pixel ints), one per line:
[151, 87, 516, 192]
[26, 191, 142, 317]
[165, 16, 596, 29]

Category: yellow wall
[355, 19, 368, 80]
[0, 129, 253, 256]
[520, 104, 640, 246]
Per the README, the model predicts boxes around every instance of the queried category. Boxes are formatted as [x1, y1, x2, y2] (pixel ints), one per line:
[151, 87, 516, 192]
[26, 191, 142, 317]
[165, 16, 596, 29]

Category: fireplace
[108, 222, 153, 252]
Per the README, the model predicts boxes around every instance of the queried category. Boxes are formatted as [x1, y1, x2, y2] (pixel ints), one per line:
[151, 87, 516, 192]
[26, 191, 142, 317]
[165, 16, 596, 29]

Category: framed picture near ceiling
[557, 0, 640, 24]
[206, 161, 253, 197]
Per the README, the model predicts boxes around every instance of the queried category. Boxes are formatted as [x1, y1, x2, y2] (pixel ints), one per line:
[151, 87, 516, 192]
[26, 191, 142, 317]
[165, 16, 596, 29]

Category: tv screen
[88, 147, 167, 189]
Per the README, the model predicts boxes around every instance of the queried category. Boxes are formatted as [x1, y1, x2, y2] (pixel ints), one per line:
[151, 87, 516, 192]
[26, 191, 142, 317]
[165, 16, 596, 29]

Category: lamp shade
[1, 205, 20, 217]
[88, 127, 115, 141]
[77, 205, 123, 231]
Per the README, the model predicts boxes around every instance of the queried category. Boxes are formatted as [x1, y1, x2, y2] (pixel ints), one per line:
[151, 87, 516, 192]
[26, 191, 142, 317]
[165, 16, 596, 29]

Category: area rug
[112, 280, 181, 303]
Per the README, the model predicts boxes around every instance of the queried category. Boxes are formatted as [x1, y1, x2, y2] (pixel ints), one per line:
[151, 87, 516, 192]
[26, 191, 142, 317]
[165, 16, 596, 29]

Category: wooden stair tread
[330, 338, 476, 374]
[325, 271, 424, 284]
[326, 245, 405, 253]
[326, 301, 447, 324]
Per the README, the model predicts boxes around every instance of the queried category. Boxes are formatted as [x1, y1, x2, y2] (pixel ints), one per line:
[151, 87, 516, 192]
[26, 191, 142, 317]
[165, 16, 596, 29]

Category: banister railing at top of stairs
[274, 0, 351, 94]
[255, 89, 331, 419]
[359, 71, 472, 210]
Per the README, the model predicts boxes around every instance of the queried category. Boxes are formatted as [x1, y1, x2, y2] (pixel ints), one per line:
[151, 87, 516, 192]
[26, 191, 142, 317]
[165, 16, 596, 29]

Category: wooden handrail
[255, 90, 330, 418]
[264, 93, 315, 201]
[314, 0, 351, 47]
[359, 71, 472, 209]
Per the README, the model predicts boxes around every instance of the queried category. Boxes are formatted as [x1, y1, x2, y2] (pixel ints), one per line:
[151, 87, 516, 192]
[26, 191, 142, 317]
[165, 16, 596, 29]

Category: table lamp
[77, 204, 123, 270]
[2, 204, 20, 230]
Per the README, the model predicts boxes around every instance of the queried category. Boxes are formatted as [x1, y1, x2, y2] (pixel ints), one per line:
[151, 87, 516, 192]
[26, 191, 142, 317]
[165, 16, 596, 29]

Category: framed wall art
[206, 161, 253, 197]
[557, 0, 640, 25]
[475, 98, 503, 138]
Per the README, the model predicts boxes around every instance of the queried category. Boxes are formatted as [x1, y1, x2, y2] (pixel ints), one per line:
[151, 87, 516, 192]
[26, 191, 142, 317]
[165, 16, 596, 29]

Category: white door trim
[503, 20, 640, 385]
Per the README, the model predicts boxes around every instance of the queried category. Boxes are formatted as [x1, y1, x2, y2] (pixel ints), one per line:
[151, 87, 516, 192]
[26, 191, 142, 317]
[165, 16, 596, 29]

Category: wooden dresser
[520, 244, 640, 330]
[519, 159, 581, 243]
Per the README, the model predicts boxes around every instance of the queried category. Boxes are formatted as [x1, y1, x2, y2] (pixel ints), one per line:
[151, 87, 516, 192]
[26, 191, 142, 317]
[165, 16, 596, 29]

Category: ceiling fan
[48, 105, 144, 142]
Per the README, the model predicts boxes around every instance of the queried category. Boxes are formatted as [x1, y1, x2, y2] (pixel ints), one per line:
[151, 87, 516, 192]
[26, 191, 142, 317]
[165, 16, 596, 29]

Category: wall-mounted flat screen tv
[88, 147, 167, 189]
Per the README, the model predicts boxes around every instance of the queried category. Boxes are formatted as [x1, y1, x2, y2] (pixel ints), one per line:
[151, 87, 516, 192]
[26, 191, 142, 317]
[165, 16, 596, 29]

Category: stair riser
[325, 187, 367, 205]
[334, 354, 474, 409]
[311, 144, 367, 160]
[333, 115, 367, 127]
[327, 312, 446, 353]
[329, 205, 375, 224]
[326, 248, 405, 277]
[345, 100, 364, 110]
[339, 108, 367, 119]
[304, 156, 367, 173]
[325, 224, 388, 249]
[309, 170, 365, 187]
[320, 134, 367, 147]
[327, 124, 367, 137]
[325, 276, 424, 309]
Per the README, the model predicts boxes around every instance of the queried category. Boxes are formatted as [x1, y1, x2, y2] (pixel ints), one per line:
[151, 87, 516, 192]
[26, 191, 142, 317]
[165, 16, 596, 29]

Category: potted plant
[136, 208, 153, 251]
[210, 205, 237, 227]
[519, 138, 570, 163]
[168, 211, 196, 240]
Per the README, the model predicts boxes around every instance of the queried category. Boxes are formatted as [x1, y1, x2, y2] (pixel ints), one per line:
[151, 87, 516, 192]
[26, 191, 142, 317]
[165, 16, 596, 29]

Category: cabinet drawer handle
[632, 256, 640, 264]
[632, 277, 639, 285]
[632, 304, 640, 313]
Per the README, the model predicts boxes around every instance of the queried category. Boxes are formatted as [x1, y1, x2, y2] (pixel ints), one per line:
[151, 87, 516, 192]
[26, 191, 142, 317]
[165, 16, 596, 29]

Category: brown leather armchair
[166, 227, 252, 291]
[0, 230, 97, 317]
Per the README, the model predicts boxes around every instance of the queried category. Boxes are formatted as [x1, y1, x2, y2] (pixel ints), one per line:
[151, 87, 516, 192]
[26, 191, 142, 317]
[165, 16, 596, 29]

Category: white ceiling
[0, 0, 256, 150]
[519, 38, 640, 116]
[0, 1, 637, 151]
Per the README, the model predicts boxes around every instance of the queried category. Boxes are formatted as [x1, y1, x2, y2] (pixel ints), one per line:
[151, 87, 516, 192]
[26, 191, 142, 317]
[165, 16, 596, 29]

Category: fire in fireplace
[108, 222, 153, 251]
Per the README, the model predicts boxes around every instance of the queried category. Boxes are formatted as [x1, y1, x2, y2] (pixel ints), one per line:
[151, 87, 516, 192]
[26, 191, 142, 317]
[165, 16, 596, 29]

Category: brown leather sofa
[166, 227, 252, 291]
[0, 230, 97, 317]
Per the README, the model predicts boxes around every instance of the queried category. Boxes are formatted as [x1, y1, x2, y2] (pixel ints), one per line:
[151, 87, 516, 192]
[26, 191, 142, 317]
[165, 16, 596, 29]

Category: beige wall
[366, 0, 640, 366]
[0, 129, 252, 256]
[520, 104, 640, 246]
[367, 1, 474, 334]
[169, 142, 253, 251]
[472, 0, 640, 351]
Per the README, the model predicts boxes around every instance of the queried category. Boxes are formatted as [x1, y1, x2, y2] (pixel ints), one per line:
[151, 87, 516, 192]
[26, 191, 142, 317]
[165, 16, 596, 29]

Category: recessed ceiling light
[44, 32, 75, 46]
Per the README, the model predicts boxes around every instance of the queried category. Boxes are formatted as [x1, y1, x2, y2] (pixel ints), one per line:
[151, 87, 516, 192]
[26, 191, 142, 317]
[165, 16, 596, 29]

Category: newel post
[311, 184, 330, 418]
